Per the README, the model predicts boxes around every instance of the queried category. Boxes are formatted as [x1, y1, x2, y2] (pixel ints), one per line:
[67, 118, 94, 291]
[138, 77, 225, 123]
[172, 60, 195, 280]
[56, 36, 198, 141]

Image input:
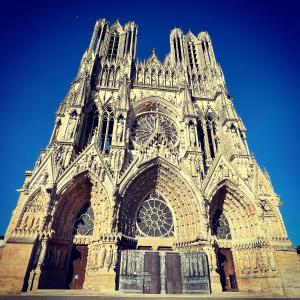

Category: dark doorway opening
[66, 245, 88, 289]
[217, 248, 237, 291]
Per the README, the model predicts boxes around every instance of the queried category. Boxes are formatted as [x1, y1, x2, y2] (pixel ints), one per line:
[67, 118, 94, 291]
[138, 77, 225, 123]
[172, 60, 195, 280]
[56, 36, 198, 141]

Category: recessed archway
[119, 159, 206, 243]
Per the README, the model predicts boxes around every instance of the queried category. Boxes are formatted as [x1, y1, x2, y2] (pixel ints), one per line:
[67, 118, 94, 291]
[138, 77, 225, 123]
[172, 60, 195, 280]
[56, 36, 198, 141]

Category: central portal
[119, 250, 210, 294]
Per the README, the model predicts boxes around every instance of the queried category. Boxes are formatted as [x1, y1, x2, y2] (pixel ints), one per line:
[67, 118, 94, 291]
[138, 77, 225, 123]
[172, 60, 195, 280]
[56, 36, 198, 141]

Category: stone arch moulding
[207, 179, 260, 241]
[52, 171, 114, 241]
[118, 157, 207, 241]
[55, 143, 114, 194]
[130, 96, 180, 122]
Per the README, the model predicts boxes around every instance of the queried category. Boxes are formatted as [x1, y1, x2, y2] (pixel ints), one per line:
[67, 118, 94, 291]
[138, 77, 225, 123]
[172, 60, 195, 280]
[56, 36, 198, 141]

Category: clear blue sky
[0, 0, 299, 246]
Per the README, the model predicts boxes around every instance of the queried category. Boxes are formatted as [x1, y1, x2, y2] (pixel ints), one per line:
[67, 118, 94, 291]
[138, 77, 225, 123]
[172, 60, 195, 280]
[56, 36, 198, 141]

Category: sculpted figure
[66, 115, 77, 139]
[116, 119, 124, 142]
[99, 245, 106, 268]
[189, 123, 196, 147]
[105, 245, 113, 269]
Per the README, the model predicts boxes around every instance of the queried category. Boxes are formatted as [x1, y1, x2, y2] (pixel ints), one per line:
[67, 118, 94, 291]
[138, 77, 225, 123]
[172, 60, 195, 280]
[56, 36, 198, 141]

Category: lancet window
[187, 41, 199, 71]
[196, 118, 205, 154]
[206, 115, 218, 159]
[81, 105, 99, 148]
[99, 106, 115, 154]
[107, 31, 119, 60]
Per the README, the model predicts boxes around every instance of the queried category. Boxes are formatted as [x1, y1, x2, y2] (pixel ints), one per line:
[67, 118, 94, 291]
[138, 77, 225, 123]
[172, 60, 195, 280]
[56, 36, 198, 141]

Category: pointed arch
[99, 105, 115, 154]
[208, 181, 259, 240]
[80, 103, 99, 149]
[52, 172, 113, 241]
[119, 158, 206, 240]
[205, 113, 218, 159]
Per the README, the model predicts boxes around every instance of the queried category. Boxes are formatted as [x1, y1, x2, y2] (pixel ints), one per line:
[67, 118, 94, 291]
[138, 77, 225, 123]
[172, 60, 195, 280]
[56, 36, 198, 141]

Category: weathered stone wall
[0, 242, 33, 295]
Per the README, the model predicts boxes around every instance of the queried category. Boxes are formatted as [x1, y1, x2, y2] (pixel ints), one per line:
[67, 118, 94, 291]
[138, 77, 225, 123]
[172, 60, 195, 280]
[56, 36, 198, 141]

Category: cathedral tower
[0, 19, 299, 296]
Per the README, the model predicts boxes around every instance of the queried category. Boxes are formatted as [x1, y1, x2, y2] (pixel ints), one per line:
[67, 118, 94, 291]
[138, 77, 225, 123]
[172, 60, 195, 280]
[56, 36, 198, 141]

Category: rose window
[73, 202, 94, 236]
[131, 114, 178, 148]
[136, 192, 174, 237]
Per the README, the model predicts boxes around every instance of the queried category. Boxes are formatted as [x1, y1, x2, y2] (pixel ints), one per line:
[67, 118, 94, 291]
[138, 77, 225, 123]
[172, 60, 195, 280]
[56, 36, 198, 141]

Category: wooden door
[143, 252, 160, 294]
[165, 253, 182, 294]
[67, 245, 88, 289]
[218, 248, 237, 291]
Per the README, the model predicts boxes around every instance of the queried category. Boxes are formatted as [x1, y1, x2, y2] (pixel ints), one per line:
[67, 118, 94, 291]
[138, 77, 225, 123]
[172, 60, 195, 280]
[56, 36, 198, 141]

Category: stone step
[21, 289, 288, 298]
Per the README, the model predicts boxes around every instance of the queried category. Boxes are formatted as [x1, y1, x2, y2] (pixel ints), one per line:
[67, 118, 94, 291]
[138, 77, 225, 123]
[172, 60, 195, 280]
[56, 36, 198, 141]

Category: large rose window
[136, 192, 174, 237]
[131, 114, 178, 148]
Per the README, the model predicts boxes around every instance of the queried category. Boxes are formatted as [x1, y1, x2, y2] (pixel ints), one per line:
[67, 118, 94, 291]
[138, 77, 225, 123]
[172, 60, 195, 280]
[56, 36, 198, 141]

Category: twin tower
[0, 19, 299, 296]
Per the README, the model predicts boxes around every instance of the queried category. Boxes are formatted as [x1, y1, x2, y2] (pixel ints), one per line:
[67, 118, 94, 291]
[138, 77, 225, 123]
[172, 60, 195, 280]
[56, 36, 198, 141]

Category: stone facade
[0, 19, 299, 296]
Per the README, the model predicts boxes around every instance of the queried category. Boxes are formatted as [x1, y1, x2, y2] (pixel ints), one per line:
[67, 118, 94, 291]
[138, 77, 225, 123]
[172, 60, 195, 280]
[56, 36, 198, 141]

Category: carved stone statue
[99, 245, 106, 268]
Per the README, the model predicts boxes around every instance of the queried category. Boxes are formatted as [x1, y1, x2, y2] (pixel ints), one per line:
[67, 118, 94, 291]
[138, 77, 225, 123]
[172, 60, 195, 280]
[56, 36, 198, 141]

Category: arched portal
[118, 161, 210, 294]
[209, 183, 260, 292]
[37, 172, 112, 290]
[119, 159, 206, 246]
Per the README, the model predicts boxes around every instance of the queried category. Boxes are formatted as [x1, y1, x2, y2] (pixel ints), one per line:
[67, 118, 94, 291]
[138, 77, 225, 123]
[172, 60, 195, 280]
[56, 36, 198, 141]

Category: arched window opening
[173, 38, 178, 62]
[135, 192, 174, 237]
[188, 41, 199, 70]
[73, 202, 94, 236]
[81, 106, 99, 148]
[126, 30, 132, 54]
[107, 31, 119, 60]
[192, 43, 199, 70]
[99, 107, 115, 154]
[177, 36, 182, 62]
[206, 115, 217, 159]
[211, 208, 231, 240]
[196, 118, 205, 155]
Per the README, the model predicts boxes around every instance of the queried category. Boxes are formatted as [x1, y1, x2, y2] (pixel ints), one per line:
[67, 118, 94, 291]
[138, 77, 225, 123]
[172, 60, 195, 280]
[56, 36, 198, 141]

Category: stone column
[159, 252, 166, 294]
[203, 245, 222, 294]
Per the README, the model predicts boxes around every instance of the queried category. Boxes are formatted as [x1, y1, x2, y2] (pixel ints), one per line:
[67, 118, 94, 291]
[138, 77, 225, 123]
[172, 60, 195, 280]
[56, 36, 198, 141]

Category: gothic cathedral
[0, 19, 299, 296]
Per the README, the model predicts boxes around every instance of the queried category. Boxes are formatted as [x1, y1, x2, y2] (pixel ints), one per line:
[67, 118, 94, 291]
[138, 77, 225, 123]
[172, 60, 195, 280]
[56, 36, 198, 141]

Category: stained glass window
[136, 192, 174, 237]
[212, 208, 231, 240]
[73, 202, 94, 236]
[131, 114, 178, 148]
